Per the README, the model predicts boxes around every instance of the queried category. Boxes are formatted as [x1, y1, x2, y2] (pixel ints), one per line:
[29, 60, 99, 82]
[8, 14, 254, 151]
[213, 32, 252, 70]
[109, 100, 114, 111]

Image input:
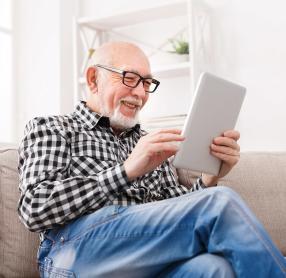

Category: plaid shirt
[18, 101, 205, 233]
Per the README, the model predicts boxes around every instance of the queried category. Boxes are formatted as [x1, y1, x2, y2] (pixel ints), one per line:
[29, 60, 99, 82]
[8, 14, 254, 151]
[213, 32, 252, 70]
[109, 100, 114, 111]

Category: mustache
[119, 97, 142, 107]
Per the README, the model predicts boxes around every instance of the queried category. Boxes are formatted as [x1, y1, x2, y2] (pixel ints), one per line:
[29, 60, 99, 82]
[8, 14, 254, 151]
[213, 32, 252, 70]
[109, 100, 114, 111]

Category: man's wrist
[123, 161, 137, 181]
[201, 173, 219, 187]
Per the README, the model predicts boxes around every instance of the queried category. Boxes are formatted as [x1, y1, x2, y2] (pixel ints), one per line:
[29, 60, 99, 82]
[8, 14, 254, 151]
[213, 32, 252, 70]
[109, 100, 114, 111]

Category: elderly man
[18, 41, 286, 277]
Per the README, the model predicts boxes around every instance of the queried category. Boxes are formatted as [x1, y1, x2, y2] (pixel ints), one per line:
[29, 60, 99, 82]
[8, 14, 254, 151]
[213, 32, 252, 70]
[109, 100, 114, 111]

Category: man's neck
[86, 100, 100, 114]
[111, 127, 123, 136]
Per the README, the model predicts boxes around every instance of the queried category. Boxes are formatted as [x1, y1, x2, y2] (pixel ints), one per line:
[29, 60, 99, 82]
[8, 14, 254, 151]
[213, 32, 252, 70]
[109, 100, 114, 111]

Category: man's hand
[124, 129, 184, 181]
[202, 130, 240, 186]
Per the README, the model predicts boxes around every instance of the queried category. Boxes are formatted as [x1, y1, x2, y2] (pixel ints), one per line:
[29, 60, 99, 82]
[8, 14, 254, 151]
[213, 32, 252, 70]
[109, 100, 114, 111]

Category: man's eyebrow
[123, 67, 153, 79]
[134, 70, 153, 79]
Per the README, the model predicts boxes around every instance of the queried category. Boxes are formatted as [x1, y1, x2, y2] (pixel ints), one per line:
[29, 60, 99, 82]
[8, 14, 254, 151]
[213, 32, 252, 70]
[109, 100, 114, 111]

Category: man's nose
[131, 80, 146, 98]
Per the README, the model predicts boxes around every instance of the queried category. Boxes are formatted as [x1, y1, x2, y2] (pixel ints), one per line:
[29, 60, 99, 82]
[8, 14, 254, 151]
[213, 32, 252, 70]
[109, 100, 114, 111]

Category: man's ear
[86, 67, 98, 93]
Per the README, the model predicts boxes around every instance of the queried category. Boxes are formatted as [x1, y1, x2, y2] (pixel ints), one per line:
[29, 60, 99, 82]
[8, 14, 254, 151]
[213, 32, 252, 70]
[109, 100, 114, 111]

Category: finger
[149, 133, 185, 143]
[155, 150, 176, 159]
[149, 129, 182, 137]
[152, 142, 180, 154]
[158, 128, 182, 134]
[223, 130, 240, 141]
[211, 151, 240, 165]
[213, 137, 240, 151]
[211, 144, 240, 156]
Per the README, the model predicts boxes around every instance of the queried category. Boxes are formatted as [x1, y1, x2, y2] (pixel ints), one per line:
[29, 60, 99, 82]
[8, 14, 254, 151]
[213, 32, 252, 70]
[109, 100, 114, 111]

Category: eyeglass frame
[94, 64, 160, 93]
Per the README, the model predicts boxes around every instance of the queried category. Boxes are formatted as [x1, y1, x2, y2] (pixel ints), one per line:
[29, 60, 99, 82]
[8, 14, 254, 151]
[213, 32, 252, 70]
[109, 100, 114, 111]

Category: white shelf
[77, 0, 188, 30]
[152, 61, 190, 78]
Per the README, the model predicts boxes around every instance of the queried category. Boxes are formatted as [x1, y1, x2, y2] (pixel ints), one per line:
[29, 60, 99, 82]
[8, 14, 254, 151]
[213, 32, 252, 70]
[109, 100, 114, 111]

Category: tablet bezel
[172, 72, 246, 176]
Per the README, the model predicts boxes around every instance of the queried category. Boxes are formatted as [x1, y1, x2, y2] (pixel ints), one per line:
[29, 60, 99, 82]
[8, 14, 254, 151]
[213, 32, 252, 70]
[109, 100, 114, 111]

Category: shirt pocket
[70, 140, 117, 176]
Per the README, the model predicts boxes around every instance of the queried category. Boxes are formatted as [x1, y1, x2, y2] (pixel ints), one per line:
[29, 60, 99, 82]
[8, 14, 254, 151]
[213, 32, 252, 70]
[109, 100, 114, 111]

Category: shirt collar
[74, 101, 109, 129]
[74, 101, 141, 134]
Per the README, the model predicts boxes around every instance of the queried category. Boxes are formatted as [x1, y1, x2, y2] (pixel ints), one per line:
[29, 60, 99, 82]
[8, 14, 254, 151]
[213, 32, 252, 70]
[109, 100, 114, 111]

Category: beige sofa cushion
[0, 145, 39, 277]
[178, 152, 286, 256]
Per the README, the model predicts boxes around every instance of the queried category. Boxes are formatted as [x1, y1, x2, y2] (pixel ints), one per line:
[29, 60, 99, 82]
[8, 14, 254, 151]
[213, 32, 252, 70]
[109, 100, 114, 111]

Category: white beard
[99, 99, 140, 130]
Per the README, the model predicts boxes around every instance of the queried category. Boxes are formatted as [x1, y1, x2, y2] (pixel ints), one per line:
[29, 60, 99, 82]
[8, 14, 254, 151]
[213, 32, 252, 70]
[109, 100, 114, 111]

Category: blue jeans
[38, 186, 286, 277]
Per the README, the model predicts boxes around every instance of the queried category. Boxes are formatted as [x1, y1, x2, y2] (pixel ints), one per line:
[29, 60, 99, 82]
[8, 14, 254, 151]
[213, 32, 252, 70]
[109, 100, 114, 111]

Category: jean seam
[51, 225, 196, 253]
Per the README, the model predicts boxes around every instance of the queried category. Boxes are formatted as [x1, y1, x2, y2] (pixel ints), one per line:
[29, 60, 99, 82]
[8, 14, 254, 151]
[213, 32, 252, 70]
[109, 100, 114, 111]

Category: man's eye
[125, 77, 135, 81]
[143, 79, 153, 87]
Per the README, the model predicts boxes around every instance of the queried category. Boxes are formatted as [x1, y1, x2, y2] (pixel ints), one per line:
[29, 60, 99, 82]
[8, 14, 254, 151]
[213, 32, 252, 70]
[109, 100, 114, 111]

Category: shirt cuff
[197, 176, 207, 189]
[192, 176, 211, 191]
[197, 175, 218, 190]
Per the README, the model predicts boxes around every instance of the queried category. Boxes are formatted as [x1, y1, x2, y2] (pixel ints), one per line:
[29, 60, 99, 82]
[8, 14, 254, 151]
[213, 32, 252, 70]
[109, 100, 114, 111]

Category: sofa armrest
[0, 146, 39, 277]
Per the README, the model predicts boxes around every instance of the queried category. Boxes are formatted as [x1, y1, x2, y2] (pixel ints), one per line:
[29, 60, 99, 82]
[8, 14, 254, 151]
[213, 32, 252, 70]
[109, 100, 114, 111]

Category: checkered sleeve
[17, 118, 130, 232]
[190, 176, 207, 191]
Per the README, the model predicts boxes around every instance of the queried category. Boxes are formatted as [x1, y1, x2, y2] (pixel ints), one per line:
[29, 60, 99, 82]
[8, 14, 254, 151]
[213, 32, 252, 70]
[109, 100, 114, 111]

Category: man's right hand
[124, 129, 184, 181]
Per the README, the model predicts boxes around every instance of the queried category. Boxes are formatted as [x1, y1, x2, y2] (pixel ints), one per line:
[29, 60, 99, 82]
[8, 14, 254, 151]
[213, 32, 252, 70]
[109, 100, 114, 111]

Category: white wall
[0, 0, 13, 143]
[13, 0, 76, 142]
[14, 0, 60, 141]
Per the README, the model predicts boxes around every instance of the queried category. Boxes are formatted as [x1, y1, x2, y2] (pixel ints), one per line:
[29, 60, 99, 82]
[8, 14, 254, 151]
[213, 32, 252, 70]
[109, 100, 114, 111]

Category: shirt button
[60, 236, 65, 243]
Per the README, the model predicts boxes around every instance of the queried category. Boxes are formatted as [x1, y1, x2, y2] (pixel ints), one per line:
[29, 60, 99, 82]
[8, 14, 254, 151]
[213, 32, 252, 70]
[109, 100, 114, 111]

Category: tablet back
[173, 72, 246, 176]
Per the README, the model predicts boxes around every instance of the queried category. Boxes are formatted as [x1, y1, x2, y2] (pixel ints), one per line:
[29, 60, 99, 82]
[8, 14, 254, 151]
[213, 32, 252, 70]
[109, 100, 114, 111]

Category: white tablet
[172, 72, 246, 176]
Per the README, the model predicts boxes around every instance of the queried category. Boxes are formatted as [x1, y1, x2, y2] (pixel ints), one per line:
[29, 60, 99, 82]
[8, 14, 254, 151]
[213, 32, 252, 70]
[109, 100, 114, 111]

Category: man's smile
[121, 100, 140, 109]
[118, 98, 142, 117]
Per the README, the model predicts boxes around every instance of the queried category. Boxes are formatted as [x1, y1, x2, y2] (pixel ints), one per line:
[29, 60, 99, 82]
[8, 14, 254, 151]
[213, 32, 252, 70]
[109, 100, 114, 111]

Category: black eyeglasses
[95, 64, 160, 93]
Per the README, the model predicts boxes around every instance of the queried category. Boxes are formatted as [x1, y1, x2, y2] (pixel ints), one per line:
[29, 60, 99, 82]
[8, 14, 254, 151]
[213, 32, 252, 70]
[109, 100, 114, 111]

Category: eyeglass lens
[123, 72, 157, 92]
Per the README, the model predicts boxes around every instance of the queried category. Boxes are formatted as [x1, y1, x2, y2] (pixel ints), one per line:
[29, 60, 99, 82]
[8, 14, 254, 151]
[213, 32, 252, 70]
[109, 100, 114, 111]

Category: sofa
[1, 143, 286, 277]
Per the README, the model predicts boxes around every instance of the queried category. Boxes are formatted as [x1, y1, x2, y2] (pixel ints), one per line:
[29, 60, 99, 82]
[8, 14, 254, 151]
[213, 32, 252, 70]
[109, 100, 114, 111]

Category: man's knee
[193, 185, 246, 219]
[190, 253, 235, 278]
[207, 185, 242, 205]
[210, 185, 237, 196]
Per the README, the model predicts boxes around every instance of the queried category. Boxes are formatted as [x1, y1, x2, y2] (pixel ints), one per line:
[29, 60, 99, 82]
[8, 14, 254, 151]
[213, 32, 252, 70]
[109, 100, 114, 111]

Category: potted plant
[168, 38, 189, 62]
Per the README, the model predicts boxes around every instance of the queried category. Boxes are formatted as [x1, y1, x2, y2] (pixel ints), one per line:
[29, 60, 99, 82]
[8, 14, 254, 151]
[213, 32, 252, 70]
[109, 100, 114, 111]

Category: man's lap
[38, 186, 286, 277]
[40, 187, 222, 276]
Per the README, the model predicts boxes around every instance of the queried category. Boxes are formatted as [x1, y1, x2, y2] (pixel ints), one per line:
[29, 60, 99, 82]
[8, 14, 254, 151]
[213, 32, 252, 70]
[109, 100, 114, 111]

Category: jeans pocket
[39, 258, 75, 278]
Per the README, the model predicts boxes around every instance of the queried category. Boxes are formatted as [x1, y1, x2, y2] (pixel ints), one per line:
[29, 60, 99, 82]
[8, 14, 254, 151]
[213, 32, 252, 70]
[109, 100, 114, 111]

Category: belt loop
[112, 205, 120, 216]
[44, 228, 61, 244]
[39, 231, 45, 243]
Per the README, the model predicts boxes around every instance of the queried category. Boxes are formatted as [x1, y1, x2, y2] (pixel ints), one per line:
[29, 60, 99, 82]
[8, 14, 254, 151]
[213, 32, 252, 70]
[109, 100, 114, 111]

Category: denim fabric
[158, 253, 235, 277]
[38, 186, 286, 278]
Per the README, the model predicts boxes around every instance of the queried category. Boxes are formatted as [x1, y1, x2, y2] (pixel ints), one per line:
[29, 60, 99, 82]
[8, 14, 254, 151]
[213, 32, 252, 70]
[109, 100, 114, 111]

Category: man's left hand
[202, 130, 240, 187]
